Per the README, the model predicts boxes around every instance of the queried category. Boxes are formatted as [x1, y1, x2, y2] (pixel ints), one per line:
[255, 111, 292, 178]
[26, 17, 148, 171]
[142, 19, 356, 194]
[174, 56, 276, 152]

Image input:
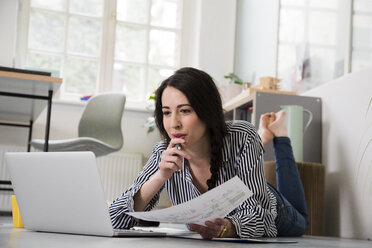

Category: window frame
[275, 0, 372, 91]
[16, 0, 185, 110]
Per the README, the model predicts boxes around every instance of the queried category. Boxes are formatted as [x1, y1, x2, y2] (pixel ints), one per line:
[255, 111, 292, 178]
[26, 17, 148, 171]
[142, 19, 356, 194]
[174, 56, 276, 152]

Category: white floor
[0, 216, 372, 248]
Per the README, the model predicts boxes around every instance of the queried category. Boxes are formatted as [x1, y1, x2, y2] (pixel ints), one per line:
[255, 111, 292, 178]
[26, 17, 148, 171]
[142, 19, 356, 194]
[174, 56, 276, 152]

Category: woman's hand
[189, 218, 237, 240]
[134, 139, 190, 211]
[158, 138, 190, 180]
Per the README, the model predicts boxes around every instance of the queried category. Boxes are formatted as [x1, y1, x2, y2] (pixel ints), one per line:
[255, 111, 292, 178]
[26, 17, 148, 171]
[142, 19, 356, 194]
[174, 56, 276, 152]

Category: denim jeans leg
[273, 137, 309, 221]
[268, 183, 308, 236]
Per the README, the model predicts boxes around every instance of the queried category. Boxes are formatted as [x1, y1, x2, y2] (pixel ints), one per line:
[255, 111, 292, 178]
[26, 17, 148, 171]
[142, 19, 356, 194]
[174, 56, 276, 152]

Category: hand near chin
[189, 218, 234, 240]
[158, 139, 190, 180]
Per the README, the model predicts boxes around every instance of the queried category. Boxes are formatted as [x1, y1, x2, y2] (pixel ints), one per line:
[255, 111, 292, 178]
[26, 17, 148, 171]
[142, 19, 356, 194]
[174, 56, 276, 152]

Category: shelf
[223, 89, 296, 112]
[222, 91, 321, 163]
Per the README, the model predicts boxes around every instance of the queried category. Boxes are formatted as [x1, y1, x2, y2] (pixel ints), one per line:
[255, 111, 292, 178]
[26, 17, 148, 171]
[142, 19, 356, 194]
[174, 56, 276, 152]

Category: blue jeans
[268, 137, 309, 236]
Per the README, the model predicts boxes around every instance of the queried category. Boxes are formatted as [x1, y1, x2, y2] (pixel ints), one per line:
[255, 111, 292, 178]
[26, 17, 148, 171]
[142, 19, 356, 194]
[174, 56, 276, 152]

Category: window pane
[277, 45, 296, 76]
[277, 46, 339, 92]
[67, 16, 102, 56]
[308, 11, 337, 45]
[29, 10, 65, 52]
[26, 52, 62, 75]
[149, 29, 179, 66]
[354, 0, 372, 13]
[308, 47, 336, 84]
[147, 67, 173, 97]
[277, 44, 296, 91]
[31, 0, 66, 11]
[112, 63, 145, 101]
[281, 0, 305, 6]
[151, 0, 182, 28]
[115, 25, 147, 63]
[64, 57, 99, 95]
[310, 0, 338, 9]
[279, 9, 305, 43]
[69, 0, 103, 17]
[278, 2, 349, 94]
[352, 50, 372, 72]
[353, 15, 372, 49]
[117, 0, 150, 24]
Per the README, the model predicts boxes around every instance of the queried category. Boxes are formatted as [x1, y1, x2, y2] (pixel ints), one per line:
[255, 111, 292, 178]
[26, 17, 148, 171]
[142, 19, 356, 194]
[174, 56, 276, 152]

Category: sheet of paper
[126, 176, 252, 225]
[173, 235, 298, 243]
[132, 226, 196, 236]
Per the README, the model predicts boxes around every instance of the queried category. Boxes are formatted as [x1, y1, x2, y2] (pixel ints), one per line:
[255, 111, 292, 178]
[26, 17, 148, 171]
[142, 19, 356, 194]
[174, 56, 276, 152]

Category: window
[277, 0, 372, 93]
[112, 0, 182, 103]
[352, 0, 372, 72]
[18, 0, 183, 107]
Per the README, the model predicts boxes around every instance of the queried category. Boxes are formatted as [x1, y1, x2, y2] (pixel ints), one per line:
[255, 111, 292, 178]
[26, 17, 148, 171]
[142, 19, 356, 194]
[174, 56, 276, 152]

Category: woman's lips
[173, 134, 186, 139]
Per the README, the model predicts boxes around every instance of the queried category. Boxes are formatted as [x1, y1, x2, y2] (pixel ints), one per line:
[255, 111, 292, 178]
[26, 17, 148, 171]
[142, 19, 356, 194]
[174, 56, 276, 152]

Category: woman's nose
[171, 114, 181, 129]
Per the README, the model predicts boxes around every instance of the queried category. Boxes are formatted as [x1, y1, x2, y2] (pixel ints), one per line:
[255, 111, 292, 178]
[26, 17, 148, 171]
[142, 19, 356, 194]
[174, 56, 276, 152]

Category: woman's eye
[180, 109, 191, 114]
[162, 111, 171, 116]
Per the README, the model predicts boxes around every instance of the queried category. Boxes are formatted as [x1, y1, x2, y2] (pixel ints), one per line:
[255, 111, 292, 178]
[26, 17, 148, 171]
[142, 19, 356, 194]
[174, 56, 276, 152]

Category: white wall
[0, 0, 18, 67]
[234, 0, 279, 84]
[304, 67, 372, 240]
[181, 0, 237, 84]
[197, 0, 236, 84]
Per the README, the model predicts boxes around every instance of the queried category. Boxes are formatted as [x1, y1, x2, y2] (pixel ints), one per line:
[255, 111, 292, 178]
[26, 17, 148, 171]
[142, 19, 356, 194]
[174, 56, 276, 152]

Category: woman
[109, 67, 308, 239]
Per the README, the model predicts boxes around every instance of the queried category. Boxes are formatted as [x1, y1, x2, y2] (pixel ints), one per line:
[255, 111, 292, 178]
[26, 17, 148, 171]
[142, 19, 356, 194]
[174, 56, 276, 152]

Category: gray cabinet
[223, 91, 322, 163]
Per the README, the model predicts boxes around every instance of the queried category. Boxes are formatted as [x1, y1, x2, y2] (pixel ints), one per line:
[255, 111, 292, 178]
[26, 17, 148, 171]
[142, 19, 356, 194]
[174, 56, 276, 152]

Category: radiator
[96, 153, 143, 204]
[0, 146, 143, 211]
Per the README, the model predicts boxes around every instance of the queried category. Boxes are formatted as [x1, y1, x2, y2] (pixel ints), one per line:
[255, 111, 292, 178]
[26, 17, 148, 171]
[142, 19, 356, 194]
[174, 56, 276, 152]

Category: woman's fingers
[168, 138, 185, 149]
[205, 220, 225, 236]
[168, 139, 191, 160]
[189, 219, 228, 239]
[160, 152, 182, 170]
[189, 224, 215, 240]
[158, 138, 192, 179]
[214, 218, 227, 226]
[163, 157, 182, 170]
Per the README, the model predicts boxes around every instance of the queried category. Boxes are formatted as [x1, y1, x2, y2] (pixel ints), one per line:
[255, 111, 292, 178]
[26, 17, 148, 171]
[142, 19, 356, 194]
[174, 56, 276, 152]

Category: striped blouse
[109, 120, 278, 238]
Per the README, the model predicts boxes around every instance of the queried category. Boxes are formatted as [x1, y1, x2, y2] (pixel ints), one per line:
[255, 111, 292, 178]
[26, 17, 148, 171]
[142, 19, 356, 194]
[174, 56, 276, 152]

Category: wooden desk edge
[0, 71, 63, 84]
[223, 91, 253, 112]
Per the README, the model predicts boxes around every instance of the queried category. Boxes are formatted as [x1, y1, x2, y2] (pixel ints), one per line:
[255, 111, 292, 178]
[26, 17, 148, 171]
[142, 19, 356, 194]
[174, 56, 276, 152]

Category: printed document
[126, 176, 252, 225]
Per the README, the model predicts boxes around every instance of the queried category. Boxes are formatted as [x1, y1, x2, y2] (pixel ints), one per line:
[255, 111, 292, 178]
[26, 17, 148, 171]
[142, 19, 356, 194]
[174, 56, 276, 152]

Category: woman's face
[161, 86, 208, 149]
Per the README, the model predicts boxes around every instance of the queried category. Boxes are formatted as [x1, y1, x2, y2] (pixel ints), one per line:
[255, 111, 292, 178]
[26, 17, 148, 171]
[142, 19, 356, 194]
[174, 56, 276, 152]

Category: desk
[0, 218, 371, 248]
[0, 70, 62, 192]
[0, 70, 62, 151]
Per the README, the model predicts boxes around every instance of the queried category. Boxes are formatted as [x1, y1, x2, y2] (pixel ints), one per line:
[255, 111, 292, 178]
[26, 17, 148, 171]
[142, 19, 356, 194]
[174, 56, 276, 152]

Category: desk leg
[27, 120, 33, 152]
[44, 90, 53, 152]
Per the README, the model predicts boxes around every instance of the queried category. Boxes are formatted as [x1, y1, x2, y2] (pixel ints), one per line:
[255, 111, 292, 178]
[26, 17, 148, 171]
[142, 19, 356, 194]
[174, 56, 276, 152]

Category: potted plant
[144, 91, 157, 133]
[219, 72, 247, 104]
[224, 72, 243, 85]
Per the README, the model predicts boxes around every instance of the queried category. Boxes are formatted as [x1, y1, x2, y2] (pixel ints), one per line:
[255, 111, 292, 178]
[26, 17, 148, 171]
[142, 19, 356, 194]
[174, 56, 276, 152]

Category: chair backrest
[78, 93, 126, 150]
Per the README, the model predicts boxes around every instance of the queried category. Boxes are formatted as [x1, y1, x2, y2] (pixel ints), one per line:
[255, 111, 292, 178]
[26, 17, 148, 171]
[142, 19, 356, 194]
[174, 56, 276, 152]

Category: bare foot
[268, 110, 288, 137]
[258, 112, 275, 146]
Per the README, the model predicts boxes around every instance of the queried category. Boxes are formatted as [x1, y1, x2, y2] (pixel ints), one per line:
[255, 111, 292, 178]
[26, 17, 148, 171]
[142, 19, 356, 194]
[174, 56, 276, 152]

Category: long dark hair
[154, 67, 227, 190]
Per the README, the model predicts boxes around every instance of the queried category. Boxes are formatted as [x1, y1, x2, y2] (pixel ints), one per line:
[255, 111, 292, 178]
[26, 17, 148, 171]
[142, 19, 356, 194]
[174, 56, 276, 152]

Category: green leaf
[224, 72, 243, 85]
[148, 90, 156, 100]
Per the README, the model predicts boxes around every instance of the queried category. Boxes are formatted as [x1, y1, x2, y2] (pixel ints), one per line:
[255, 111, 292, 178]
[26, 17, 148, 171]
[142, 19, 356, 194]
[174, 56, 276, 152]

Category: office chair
[30, 93, 126, 157]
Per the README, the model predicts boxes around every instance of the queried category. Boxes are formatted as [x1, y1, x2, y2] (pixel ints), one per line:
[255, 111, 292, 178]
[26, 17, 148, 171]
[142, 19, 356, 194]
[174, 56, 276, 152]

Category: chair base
[30, 137, 121, 157]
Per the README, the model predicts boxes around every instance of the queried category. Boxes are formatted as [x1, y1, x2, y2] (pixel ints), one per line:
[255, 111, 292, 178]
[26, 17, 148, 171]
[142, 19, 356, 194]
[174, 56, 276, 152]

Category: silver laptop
[5, 151, 165, 237]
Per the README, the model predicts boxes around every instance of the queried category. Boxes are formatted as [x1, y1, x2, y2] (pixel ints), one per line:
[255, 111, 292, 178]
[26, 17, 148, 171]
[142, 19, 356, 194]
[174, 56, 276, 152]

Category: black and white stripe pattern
[109, 120, 278, 238]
